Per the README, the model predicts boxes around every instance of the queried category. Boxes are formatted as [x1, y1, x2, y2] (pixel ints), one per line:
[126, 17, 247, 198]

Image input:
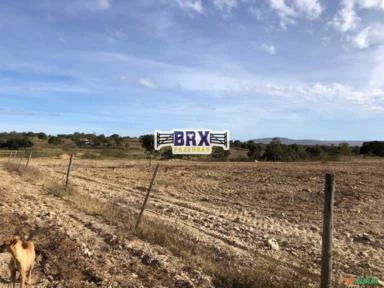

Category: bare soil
[0, 158, 383, 287]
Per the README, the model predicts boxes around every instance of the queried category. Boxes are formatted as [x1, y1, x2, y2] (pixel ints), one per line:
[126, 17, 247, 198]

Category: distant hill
[251, 137, 364, 147]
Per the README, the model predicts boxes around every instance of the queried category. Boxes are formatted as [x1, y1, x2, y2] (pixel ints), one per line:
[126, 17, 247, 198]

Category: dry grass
[2, 162, 41, 182]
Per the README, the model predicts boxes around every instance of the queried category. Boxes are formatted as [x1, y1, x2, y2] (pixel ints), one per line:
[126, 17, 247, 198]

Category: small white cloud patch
[331, 0, 360, 32]
[332, 0, 384, 33]
[213, 0, 238, 12]
[174, 0, 203, 13]
[351, 24, 384, 49]
[249, 7, 263, 21]
[268, 0, 323, 27]
[138, 78, 157, 89]
[293, 0, 323, 19]
[261, 43, 276, 55]
[99, 0, 111, 10]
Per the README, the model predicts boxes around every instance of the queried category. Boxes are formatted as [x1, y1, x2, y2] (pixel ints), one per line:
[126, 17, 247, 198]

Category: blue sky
[1, 0, 384, 140]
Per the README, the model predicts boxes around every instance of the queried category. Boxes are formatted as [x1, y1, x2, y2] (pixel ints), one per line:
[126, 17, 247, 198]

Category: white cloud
[331, 0, 360, 32]
[174, 0, 203, 13]
[99, 0, 111, 10]
[213, 0, 238, 12]
[269, 0, 297, 26]
[261, 43, 276, 55]
[263, 82, 384, 113]
[293, 0, 323, 19]
[138, 78, 157, 89]
[358, 0, 384, 10]
[351, 24, 384, 48]
[249, 7, 263, 20]
[332, 0, 384, 32]
[268, 0, 323, 27]
[351, 26, 370, 48]
[158, 67, 384, 114]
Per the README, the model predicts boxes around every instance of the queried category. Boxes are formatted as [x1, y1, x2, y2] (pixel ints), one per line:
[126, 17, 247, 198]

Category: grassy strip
[3, 162, 41, 182]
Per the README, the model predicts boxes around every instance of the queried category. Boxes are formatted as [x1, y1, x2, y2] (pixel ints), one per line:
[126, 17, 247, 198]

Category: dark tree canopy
[139, 134, 155, 153]
[360, 141, 384, 156]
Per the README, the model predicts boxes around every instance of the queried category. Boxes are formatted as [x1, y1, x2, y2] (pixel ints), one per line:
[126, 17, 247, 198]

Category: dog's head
[0, 236, 21, 253]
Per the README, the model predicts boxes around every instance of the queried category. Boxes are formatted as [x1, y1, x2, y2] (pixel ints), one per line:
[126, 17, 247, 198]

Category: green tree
[339, 142, 351, 156]
[265, 138, 283, 161]
[361, 141, 384, 156]
[247, 143, 265, 160]
[139, 134, 155, 153]
[5, 138, 33, 149]
[110, 134, 124, 147]
[160, 147, 173, 159]
[37, 132, 48, 140]
[211, 147, 230, 160]
[48, 136, 62, 145]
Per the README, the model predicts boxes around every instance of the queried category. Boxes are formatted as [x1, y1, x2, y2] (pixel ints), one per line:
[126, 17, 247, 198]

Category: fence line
[1, 155, 342, 286]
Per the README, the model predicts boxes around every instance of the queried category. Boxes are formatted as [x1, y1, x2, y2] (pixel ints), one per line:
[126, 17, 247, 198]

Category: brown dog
[0, 236, 35, 288]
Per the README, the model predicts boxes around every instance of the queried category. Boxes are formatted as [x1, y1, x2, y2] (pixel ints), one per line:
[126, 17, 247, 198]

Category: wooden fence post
[136, 164, 160, 229]
[8, 152, 12, 163]
[17, 155, 23, 170]
[65, 154, 74, 189]
[25, 151, 33, 167]
[321, 173, 335, 288]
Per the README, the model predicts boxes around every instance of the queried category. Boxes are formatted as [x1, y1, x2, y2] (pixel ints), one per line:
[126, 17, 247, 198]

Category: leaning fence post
[25, 151, 33, 167]
[321, 173, 335, 288]
[17, 155, 23, 170]
[136, 164, 160, 229]
[65, 154, 74, 190]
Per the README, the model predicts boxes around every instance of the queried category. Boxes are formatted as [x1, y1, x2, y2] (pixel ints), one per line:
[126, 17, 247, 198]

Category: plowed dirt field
[0, 158, 382, 287]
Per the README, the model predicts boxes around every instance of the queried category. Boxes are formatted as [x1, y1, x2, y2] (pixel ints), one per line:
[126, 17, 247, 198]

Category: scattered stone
[353, 233, 374, 244]
[82, 243, 94, 257]
[266, 238, 280, 251]
[175, 278, 194, 288]
[163, 207, 174, 214]
[104, 233, 119, 246]
[310, 225, 320, 232]
[359, 251, 369, 257]
[141, 254, 161, 268]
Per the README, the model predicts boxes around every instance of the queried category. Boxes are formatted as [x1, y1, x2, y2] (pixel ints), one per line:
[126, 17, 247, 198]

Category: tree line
[243, 138, 358, 161]
[47, 132, 128, 149]
[139, 135, 384, 161]
[0, 132, 130, 150]
[0, 132, 34, 149]
[235, 138, 384, 161]
[1, 132, 384, 160]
